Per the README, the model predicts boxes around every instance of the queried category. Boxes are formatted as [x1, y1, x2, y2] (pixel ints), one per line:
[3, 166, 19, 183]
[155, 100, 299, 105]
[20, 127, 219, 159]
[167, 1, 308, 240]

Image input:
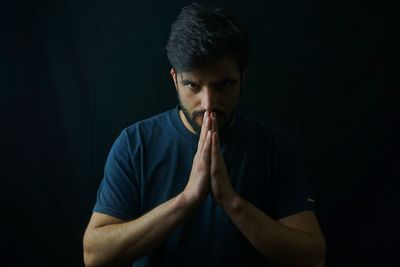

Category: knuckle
[197, 163, 207, 173]
[202, 150, 209, 160]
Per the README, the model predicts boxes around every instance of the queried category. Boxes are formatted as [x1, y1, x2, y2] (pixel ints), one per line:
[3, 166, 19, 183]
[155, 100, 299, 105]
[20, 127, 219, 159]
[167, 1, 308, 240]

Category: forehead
[178, 55, 240, 82]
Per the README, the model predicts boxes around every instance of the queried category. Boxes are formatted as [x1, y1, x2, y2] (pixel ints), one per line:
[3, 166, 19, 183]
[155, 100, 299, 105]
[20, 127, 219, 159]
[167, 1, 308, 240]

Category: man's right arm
[83, 111, 213, 267]
[83, 192, 195, 267]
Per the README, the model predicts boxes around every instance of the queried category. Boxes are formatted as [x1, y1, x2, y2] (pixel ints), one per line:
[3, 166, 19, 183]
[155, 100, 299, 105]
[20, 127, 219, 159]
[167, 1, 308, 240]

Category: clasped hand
[184, 111, 236, 206]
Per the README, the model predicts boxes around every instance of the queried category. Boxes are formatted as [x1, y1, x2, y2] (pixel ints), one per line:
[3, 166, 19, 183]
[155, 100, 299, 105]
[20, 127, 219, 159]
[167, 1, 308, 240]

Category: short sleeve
[274, 132, 315, 219]
[93, 130, 140, 221]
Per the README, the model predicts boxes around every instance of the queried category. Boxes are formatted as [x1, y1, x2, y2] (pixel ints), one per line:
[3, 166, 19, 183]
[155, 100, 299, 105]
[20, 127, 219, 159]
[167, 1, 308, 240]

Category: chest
[136, 138, 276, 216]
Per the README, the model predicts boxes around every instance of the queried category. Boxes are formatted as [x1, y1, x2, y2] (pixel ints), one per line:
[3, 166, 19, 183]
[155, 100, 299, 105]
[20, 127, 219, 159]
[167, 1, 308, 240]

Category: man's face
[171, 55, 242, 135]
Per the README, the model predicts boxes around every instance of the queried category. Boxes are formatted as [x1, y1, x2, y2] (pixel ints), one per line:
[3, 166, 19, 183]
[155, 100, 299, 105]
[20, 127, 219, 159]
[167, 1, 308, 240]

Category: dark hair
[166, 3, 251, 73]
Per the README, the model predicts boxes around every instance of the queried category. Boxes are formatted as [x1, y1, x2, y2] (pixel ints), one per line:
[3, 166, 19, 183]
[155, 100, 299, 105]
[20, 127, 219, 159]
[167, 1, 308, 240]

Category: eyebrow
[180, 77, 238, 86]
[211, 78, 238, 86]
[181, 79, 198, 85]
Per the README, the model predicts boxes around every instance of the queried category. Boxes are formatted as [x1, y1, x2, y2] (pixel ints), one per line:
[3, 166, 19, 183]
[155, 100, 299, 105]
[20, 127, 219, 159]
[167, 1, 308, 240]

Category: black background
[1, 0, 399, 266]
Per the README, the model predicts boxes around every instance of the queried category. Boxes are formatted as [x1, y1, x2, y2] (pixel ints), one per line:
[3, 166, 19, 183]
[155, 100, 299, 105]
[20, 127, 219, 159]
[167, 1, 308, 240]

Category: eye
[222, 81, 232, 88]
[185, 82, 194, 88]
[216, 81, 234, 92]
[183, 82, 200, 92]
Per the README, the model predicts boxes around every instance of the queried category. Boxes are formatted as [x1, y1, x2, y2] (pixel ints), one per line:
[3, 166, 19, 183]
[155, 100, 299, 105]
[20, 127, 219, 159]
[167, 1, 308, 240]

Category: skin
[170, 55, 241, 204]
[83, 115, 214, 267]
[172, 55, 241, 135]
[83, 55, 326, 267]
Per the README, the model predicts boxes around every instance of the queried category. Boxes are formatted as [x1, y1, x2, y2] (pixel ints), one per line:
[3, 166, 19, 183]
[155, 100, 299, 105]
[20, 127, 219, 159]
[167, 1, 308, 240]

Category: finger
[211, 132, 220, 167]
[211, 131, 217, 171]
[211, 112, 218, 133]
[197, 111, 211, 151]
[212, 130, 223, 168]
[202, 130, 212, 165]
[198, 111, 210, 151]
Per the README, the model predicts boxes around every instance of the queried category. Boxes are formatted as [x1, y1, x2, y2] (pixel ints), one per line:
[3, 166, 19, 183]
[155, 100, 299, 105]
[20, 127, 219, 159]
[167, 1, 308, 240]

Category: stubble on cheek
[194, 113, 204, 125]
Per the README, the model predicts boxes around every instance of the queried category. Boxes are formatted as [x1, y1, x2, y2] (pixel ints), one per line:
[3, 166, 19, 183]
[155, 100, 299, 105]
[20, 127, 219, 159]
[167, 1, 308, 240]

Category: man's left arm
[222, 193, 326, 267]
[209, 114, 326, 267]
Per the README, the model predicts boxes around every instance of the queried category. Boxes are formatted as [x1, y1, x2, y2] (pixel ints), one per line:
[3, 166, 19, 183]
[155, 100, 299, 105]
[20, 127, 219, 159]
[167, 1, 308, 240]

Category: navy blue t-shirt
[93, 106, 315, 267]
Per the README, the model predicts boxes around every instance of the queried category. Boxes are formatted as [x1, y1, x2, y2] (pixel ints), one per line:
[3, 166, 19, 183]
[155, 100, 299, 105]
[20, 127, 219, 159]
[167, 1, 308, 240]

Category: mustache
[192, 109, 228, 121]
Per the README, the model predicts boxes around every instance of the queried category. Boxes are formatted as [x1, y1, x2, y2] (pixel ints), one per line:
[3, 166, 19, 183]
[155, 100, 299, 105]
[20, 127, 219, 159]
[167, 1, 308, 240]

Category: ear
[170, 68, 178, 90]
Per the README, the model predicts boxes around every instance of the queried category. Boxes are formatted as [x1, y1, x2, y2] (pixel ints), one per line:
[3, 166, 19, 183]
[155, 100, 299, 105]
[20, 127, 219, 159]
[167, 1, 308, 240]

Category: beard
[177, 94, 238, 135]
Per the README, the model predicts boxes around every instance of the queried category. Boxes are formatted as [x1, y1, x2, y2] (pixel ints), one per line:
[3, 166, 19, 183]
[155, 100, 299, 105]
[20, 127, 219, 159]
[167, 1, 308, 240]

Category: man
[83, 3, 326, 267]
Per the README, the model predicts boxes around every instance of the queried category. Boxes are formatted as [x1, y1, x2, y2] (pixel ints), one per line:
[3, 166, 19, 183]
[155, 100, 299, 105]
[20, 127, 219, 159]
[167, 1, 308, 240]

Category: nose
[200, 87, 217, 111]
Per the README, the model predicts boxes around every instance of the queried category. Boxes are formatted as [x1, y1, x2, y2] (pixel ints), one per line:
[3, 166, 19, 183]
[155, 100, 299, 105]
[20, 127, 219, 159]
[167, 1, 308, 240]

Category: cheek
[179, 91, 191, 106]
[231, 88, 241, 105]
[179, 89, 192, 102]
[185, 95, 202, 111]
[196, 116, 204, 125]
[222, 90, 240, 109]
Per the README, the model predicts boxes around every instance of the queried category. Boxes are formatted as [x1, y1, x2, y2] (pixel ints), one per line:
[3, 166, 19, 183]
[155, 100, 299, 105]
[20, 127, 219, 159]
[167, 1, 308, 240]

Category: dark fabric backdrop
[1, 0, 399, 266]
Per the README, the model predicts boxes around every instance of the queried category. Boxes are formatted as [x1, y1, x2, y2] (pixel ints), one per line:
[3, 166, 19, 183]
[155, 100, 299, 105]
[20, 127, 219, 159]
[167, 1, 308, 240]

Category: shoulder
[239, 114, 291, 143]
[237, 114, 302, 160]
[122, 109, 174, 141]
